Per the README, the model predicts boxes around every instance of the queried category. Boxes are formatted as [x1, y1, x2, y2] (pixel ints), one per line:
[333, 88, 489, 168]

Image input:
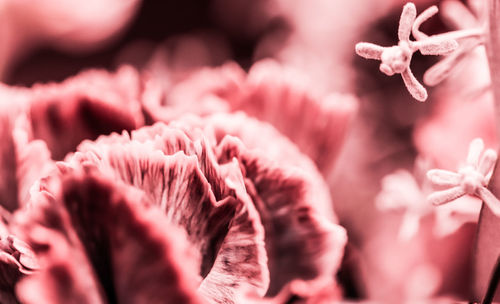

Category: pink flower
[143, 59, 358, 177]
[11, 111, 346, 303]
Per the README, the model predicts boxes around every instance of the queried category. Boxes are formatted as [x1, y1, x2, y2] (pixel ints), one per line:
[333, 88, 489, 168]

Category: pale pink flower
[376, 160, 482, 240]
[356, 3, 459, 101]
[14, 112, 347, 303]
[427, 138, 500, 215]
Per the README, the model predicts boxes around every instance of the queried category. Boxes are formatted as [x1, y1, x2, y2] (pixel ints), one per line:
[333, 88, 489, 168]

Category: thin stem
[475, 1, 500, 303]
[411, 27, 485, 52]
[487, 0, 500, 137]
[482, 256, 500, 304]
[435, 27, 486, 41]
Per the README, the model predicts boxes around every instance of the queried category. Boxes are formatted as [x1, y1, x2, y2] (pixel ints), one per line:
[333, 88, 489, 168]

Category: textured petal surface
[0, 106, 54, 212]
[142, 59, 358, 175]
[15, 169, 202, 304]
[169, 113, 347, 296]
[355, 42, 384, 60]
[417, 37, 458, 56]
[29, 66, 144, 160]
[401, 68, 428, 102]
[235, 60, 358, 175]
[0, 115, 19, 212]
[398, 3, 417, 42]
[428, 186, 466, 206]
[72, 124, 270, 303]
[215, 136, 346, 295]
[427, 169, 461, 187]
[0, 224, 36, 304]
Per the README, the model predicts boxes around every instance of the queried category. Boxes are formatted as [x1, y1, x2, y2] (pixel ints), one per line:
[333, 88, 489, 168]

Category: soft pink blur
[0, 0, 496, 303]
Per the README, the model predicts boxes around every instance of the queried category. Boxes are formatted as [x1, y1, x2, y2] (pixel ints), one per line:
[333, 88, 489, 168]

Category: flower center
[380, 41, 412, 74]
[459, 166, 485, 194]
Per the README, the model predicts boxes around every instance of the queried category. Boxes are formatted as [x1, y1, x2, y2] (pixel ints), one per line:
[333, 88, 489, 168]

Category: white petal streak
[355, 43, 384, 60]
[401, 68, 428, 102]
[467, 138, 484, 166]
[427, 169, 461, 186]
[399, 3, 417, 42]
[476, 187, 500, 216]
[478, 149, 497, 177]
[428, 186, 465, 206]
[398, 212, 421, 241]
[412, 5, 438, 40]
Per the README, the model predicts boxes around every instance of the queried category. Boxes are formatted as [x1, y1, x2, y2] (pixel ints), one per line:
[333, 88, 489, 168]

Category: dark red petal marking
[0, 111, 55, 212]
[15, 169, 203, 304]
[29, 66, 143, 160]
[204, 112, 336, 221]
[162, 113, 346, 296]
[216, 136, 347, 296]
[0, 116, 19, 212]
[72, 125, 270, 303]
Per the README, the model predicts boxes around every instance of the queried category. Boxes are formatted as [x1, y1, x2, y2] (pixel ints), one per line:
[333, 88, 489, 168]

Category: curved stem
[429, 27, 485, 43]
[482, 256, 500, 304]
[474, 0, 500, 302]
[488, 0, 500, 136]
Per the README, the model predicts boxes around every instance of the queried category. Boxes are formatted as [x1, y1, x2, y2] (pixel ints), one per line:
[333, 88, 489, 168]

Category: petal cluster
[10, 110, 347, 303]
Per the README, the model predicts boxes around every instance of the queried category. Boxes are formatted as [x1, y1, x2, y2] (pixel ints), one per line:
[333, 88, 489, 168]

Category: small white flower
[427, 138, 500, 216]
[376, 169, 432, 240]
[355, 3, 459, 102]
[356, 2, 486, 101]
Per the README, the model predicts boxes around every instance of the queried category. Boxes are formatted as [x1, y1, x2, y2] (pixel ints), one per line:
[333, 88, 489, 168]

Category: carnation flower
[8, 111, 347, 303]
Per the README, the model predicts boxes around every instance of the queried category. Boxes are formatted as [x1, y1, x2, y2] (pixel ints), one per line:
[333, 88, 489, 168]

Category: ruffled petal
[237, 60, 358, 174]
[216, 136, 347, 295]
[15, 169, 203, 304]
[64, 113, 344, 300]
[142, 60, 358, 175]
[72, 126, 270, 303]
[178, 112, 336, 221]
[0, 115, 19, 212]
[0, 226, 37, 304]
[161, 113, 346, 296]
[29, 66, 144, 160]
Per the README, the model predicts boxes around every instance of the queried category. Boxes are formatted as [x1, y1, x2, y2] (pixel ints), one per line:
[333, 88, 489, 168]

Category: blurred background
[2, 0, 493, 302]
[2, 0, 428, 89]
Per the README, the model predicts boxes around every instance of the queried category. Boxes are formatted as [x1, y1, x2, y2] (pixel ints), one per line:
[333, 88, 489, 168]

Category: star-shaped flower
[375, 157, 481, 240]
[427, 138, 500, 216]
[355, 2, 459, 102]
[376, 169, 433, 241]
